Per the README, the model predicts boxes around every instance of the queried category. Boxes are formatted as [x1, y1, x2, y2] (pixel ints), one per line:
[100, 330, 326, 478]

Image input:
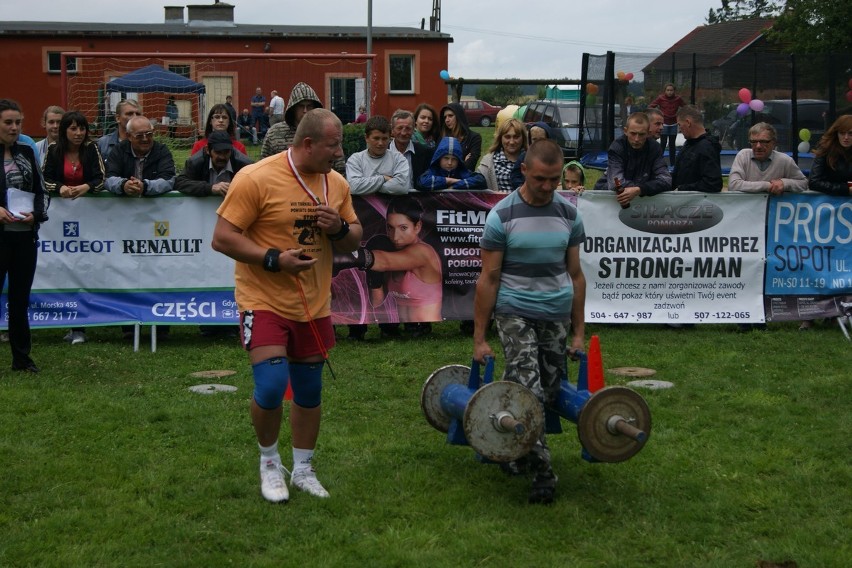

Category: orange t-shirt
[216, 151, 356, 321]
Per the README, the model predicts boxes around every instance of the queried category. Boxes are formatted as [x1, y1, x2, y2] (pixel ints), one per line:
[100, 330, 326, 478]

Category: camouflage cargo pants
[495, 314, 568, 406]
[495, 314, 569, 476]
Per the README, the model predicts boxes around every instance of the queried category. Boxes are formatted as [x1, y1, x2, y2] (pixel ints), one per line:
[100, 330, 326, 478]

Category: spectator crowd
[1, 82, 850, 363]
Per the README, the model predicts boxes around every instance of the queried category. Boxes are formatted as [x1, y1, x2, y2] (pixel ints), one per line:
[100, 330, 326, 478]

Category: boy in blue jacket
[417, 137, 486, 191]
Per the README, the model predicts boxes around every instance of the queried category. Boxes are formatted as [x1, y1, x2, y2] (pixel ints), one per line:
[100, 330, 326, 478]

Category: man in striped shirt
[473, 139, 587, 505]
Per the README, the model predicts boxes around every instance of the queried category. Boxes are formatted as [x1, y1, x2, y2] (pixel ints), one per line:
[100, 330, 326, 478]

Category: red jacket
[649, 94, 686, 125]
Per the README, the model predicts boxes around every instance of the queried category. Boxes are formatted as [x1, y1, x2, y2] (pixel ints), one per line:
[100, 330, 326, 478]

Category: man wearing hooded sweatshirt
[440, 103, 482, 171]
[672, 105, 722, 193]
[417, 137, 487, 191]
[261, 82, 346, 175]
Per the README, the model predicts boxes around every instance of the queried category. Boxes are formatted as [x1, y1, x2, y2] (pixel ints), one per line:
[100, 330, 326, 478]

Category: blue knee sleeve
[290, 362, 323, 408]
[252, 357, 289, 410]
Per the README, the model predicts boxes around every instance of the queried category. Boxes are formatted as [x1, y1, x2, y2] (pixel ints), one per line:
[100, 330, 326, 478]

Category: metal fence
[584, 50, 852, 157]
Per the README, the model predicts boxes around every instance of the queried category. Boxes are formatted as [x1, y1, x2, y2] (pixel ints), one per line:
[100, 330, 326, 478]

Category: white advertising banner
[26, 194, 238, 327]
[578, 191, 767, 324]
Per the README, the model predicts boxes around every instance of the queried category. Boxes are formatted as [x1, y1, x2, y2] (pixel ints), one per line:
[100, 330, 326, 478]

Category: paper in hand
[6, 188, 34, 219]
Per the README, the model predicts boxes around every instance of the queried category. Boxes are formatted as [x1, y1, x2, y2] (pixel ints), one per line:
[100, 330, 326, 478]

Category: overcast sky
[6, 0, 721, 79]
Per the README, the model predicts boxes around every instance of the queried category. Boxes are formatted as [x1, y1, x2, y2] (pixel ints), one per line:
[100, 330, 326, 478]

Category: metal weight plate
[577, 386, 651, 463]
[421, 365, 471, 432]
[463, 382, 544, 462]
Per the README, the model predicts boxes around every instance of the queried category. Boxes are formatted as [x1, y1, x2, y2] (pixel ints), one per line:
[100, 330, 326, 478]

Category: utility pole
[431, 0, 440, 32]
[366, 0, 372, 116]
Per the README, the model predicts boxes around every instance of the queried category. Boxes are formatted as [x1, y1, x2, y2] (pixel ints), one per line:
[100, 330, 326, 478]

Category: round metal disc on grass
[627, 379, 674, 390]
[188, 384, 238, 394]
[607, 367, 656, 377]
[190, 369, 237, 379]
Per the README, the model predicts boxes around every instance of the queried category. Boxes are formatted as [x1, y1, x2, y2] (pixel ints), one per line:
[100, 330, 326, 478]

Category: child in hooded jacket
[417, 136, 487, 191]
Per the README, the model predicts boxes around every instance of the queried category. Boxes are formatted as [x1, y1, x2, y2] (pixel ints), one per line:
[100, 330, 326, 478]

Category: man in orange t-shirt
[213, 108, 362, 503]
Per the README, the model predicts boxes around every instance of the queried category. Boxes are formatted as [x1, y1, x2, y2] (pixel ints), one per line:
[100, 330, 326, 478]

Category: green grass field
[8, 127, 830, 566]
[1, 321, 849, 567]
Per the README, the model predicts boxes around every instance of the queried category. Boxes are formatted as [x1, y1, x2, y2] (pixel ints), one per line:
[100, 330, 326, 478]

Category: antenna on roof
[430, 0, 441, 32]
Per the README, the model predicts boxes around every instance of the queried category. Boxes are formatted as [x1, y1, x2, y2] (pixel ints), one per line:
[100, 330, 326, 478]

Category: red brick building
[0, 3, 451, 133]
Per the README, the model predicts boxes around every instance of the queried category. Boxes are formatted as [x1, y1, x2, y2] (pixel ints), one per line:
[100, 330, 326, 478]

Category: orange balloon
[586, 83, 599, 95]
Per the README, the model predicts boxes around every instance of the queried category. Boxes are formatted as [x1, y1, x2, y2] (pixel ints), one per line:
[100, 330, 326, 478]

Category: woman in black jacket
[43, 110, 105, 199]
[0, 99, 50, 372]
[440, 102, 482, 171]
[42, 110, 104, 345]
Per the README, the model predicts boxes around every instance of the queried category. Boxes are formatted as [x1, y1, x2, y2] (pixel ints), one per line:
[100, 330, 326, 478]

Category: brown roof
[645, 18, 774, 70]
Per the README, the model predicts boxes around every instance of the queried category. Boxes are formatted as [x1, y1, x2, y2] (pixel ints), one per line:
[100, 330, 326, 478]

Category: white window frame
[45, 49, 78, 74]
[388, 53, 415, 95]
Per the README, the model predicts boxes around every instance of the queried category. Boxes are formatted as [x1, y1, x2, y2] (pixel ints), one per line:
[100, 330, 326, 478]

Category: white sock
[259, 441, 280, 468]
[292, 447, 315, 473]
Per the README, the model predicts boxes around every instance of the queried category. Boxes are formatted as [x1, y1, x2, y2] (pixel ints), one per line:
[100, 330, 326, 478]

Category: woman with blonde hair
[477, 118, 528, 192]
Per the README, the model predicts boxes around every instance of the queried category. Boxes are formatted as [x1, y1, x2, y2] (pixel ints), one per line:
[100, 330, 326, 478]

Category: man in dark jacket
[672, 105, 722, 193]
[593, 112, 672, 206]
[104, 116, 176, 196]
[175, 131, 254, 197]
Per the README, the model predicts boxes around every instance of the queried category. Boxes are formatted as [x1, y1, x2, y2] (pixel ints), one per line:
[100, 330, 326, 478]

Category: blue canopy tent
[105, 64, 206, 136]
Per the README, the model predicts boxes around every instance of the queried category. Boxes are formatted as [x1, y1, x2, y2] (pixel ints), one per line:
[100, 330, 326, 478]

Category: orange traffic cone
[587, 334, 605, 393]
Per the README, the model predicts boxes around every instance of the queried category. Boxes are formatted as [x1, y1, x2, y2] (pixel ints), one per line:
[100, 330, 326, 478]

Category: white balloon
[797, 141, 810, 153]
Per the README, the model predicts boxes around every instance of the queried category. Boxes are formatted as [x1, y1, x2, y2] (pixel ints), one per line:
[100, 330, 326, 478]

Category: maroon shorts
[239, 310, 335, 359]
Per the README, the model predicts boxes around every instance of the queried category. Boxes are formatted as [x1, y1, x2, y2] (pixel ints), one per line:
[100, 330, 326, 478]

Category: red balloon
[738, 88, 752, 104]
[625, 72, 634, 81]
[846, 90, 852, 103]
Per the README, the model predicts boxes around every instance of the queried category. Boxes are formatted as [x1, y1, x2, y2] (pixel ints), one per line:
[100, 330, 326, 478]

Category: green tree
[475, 85, 496, 104]
[491, 85, 524, 107]
[706, 0, 780, 23]
[764, 0, 852, 53]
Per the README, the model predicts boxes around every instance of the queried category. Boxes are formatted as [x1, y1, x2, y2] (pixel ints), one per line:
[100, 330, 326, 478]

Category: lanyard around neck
[286, 150, 328, 206]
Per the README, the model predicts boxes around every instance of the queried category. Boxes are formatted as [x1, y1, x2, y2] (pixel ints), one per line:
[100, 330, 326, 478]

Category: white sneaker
[260, 460, 289, 503]
[70, 331, 86, 345]
[291, 468, 330, 498]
